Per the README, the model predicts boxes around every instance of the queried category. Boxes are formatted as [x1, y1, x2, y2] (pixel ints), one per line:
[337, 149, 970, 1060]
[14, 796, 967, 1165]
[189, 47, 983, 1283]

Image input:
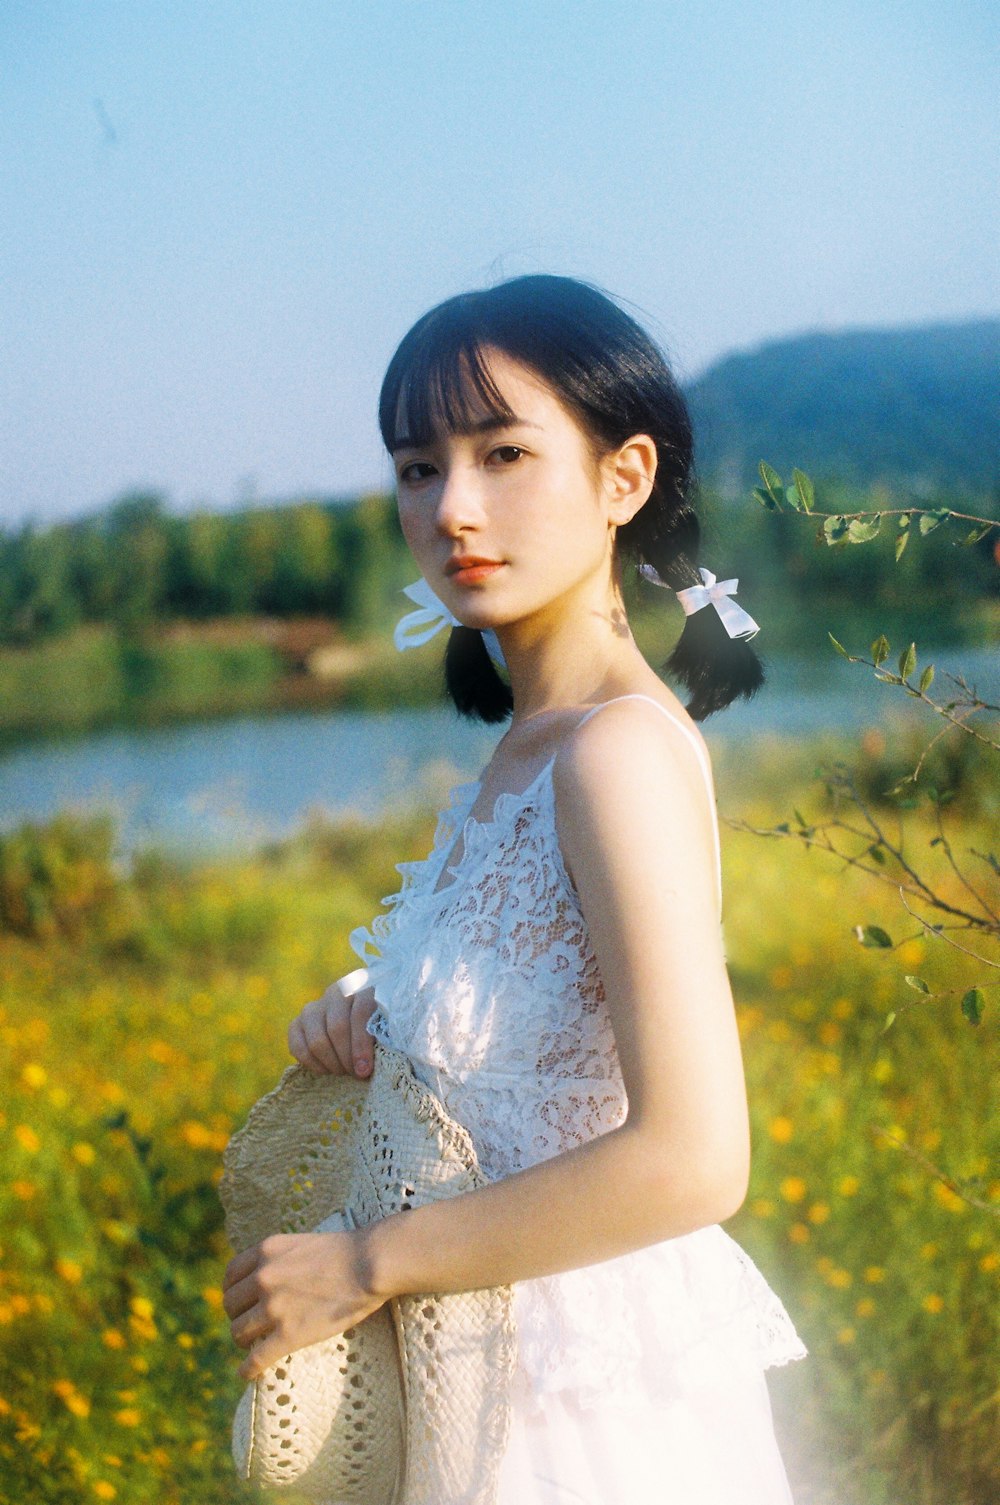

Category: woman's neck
[497, 578, 654, 726]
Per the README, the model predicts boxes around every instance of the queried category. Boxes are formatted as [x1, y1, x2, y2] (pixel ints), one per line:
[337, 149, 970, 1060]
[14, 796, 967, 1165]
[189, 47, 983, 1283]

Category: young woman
[224, 274, 807, 1503]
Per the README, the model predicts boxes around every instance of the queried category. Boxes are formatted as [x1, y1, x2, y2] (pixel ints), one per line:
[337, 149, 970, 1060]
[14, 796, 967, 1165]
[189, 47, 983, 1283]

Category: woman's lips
[445, 559, 504, 586]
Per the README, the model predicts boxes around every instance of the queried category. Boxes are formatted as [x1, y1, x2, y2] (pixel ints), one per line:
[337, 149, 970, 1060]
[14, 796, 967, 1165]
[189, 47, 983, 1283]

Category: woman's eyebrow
[392, 416, 542, 454]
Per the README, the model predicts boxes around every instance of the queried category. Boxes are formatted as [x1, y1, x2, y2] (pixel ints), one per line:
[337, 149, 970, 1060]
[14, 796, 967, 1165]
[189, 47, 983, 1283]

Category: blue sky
[2, 0, 997, 526]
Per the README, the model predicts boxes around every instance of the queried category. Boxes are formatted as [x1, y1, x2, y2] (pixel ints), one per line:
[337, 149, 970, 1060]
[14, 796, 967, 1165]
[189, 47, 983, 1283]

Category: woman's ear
[603, 434, 658, 526]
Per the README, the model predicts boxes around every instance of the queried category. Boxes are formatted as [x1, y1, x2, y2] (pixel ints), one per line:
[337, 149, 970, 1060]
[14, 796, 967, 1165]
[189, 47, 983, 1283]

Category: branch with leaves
[753, 459, 999, 556]
[736, 464, 998, 1032]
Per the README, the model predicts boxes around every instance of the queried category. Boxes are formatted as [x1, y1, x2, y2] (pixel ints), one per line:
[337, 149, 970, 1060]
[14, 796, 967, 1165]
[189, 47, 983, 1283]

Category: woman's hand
[288, 969, 377, 1078]
[223, 1229, 385, 1381]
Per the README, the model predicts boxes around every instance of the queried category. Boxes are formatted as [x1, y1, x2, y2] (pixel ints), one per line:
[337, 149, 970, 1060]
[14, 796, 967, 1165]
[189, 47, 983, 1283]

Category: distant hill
[685, 319, 1000, 498]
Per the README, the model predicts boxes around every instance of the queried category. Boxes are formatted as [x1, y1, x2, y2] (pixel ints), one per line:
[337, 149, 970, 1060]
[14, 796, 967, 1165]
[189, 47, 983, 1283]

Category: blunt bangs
[379, 305, 518, 453]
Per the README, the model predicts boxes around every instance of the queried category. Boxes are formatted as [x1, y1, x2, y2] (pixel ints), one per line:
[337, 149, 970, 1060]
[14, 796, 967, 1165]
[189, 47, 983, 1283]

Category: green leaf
[868, 844, 886, 865]
[898, 642, 917, 679]
[918, 664, 935, 693]
[895, 529, 910, 561]
[904, 975, 931, 994]
[791, 468, 815, 512]
[918, 507, 951, 536]
[854, 924, 893, 948]
[823, 515, 850, 545]
[828, 633, 849, 657]
[847, 516, 881, 543]
[870, 634, 890, 666]
[881, 1011, 896, 1033]
[784, 484, 804, 511]
[753, 486, 780, 511]
[961, 988, 984, 1026]
[758, 460, 783, 501]
[897, 512, 911, 531]
[959, 522, 993, 546]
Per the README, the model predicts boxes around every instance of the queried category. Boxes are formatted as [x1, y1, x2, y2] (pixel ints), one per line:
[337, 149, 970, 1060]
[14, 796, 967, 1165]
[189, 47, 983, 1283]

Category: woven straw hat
[219, 1039, 516, 1505]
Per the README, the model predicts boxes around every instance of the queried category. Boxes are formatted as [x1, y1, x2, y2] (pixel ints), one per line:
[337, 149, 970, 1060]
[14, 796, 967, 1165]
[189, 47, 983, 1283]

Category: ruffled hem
[509, 1224, 806, 1417]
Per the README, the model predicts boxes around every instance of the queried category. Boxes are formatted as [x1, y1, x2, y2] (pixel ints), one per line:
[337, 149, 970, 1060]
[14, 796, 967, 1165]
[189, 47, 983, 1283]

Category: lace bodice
[350, 695, 805, 1409]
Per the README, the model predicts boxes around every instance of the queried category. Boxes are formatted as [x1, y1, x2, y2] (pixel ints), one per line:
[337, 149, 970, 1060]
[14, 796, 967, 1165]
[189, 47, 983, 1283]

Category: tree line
[0, 482, 996, 649]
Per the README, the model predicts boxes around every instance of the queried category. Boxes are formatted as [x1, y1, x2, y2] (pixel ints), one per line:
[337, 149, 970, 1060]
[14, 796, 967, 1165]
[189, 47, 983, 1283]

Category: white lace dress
[351, 695, 806, 1504]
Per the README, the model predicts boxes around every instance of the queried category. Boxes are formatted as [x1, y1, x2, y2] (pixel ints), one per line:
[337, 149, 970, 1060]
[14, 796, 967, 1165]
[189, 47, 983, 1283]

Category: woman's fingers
[287, 977, 377, 1077]
[349, 985, 377, 1077]
[289, 995, 346, 1074]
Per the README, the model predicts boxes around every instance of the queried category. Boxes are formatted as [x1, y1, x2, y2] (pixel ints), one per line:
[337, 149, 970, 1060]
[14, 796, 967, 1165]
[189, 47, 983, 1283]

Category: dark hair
[379, 273, 764, 722]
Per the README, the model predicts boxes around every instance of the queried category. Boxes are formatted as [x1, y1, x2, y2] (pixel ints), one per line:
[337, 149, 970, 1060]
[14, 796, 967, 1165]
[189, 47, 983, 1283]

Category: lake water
[1, 647, 995, 854]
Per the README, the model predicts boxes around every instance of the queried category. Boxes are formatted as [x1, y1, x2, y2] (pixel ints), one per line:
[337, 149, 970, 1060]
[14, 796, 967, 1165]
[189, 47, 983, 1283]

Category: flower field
[0, 743, 996, 1505]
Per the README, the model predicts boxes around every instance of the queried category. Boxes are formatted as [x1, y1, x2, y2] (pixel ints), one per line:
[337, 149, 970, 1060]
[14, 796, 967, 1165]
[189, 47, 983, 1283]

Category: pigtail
[621, 484, 766, 723]
[444, 627, 513, 723]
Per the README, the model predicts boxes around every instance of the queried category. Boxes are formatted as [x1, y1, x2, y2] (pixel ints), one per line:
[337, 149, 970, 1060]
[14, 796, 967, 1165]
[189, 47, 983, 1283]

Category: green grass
[0, 746, 996, 1504]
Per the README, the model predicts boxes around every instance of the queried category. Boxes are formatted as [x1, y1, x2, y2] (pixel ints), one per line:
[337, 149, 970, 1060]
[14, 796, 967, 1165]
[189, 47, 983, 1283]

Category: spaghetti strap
[573, 694, 723, 914]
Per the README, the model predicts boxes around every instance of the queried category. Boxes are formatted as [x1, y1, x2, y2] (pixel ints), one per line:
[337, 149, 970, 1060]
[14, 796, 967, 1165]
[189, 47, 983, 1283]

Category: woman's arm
[224, 700, 750, 1377]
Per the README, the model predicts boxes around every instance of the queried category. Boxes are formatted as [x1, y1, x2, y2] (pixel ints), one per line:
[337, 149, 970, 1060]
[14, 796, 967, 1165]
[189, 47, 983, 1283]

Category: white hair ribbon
[640, 563, 760, 641]
[394, 578, 507, 670]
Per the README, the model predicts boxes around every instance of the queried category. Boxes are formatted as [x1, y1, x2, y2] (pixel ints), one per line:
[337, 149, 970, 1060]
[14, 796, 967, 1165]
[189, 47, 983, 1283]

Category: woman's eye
[488, 445, 524, 465]
[398, 461, 436, 484]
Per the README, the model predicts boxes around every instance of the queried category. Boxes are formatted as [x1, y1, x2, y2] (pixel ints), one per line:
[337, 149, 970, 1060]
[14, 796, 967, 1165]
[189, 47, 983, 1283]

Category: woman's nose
[434, 464, 485, 535]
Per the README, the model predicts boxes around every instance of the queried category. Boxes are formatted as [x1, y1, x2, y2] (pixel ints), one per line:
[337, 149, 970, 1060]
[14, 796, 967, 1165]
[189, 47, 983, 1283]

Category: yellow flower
[201, 1286, 224, 1309]
[102, 1455, 123, 1468]
[114, 1408, 141, 1427]
[48, 1086, 69, 1108]
[102, 1329, 127, 1350]
[922, 1293, 944, 1314]
[750, 1198, 775, 1219]
[838, 1175, 860, 1197]
[856, 1298, 876, 1318]
[864, 1266, 886, 1284]
[836, 1326, 856, 1345]
[768, 1117, 794, 1145]
[920, 1242, 938, 1261]
[832, 997, 854, 1020]
[129, 1296, 154, 1320]
[898, 939, 925, 966]
[92, 1483, 117, 1500]
[788, 1223, 810, 1244]
[131, 1356, 149, 1374]
[176, 1333, 195, 1349]
[828, 1268, 852, 1289]
[807, 1202, 830, 1225]
[767, 1020, 792, 1043]
[55, 1258, 84, 1285]
[11, 1180, 36, 1201]
[979, 1253, 999, 1274]
[769, 966, 793, 990]
[53, 1381, 90, 1418]
[818, 1022, 841, 1047]
[33, 1293, 54, 1314]
[779, 1176, 807, 1204]
[871, 1058, 893, 1084]
[71, 1142, 96, 1166]
[20, 1064, 47, 1089]
[14, 1124, 40, 1153]
[932, 1182, 966, 1214]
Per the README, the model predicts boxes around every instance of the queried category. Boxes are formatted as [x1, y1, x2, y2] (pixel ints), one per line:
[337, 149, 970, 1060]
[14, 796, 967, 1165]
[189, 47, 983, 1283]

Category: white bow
[393, 578, 507, 669]
[640, 564, 760, 641]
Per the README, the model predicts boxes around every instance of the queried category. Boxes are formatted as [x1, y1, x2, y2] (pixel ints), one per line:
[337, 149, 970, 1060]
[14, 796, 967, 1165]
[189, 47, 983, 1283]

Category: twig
[897, 887, 1000, 969]
[869, 1124, 999, 1216]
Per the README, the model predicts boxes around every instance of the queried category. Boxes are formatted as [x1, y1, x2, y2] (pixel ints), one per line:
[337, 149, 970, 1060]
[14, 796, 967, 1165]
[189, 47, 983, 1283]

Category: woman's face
[391, 350, 636, 640]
